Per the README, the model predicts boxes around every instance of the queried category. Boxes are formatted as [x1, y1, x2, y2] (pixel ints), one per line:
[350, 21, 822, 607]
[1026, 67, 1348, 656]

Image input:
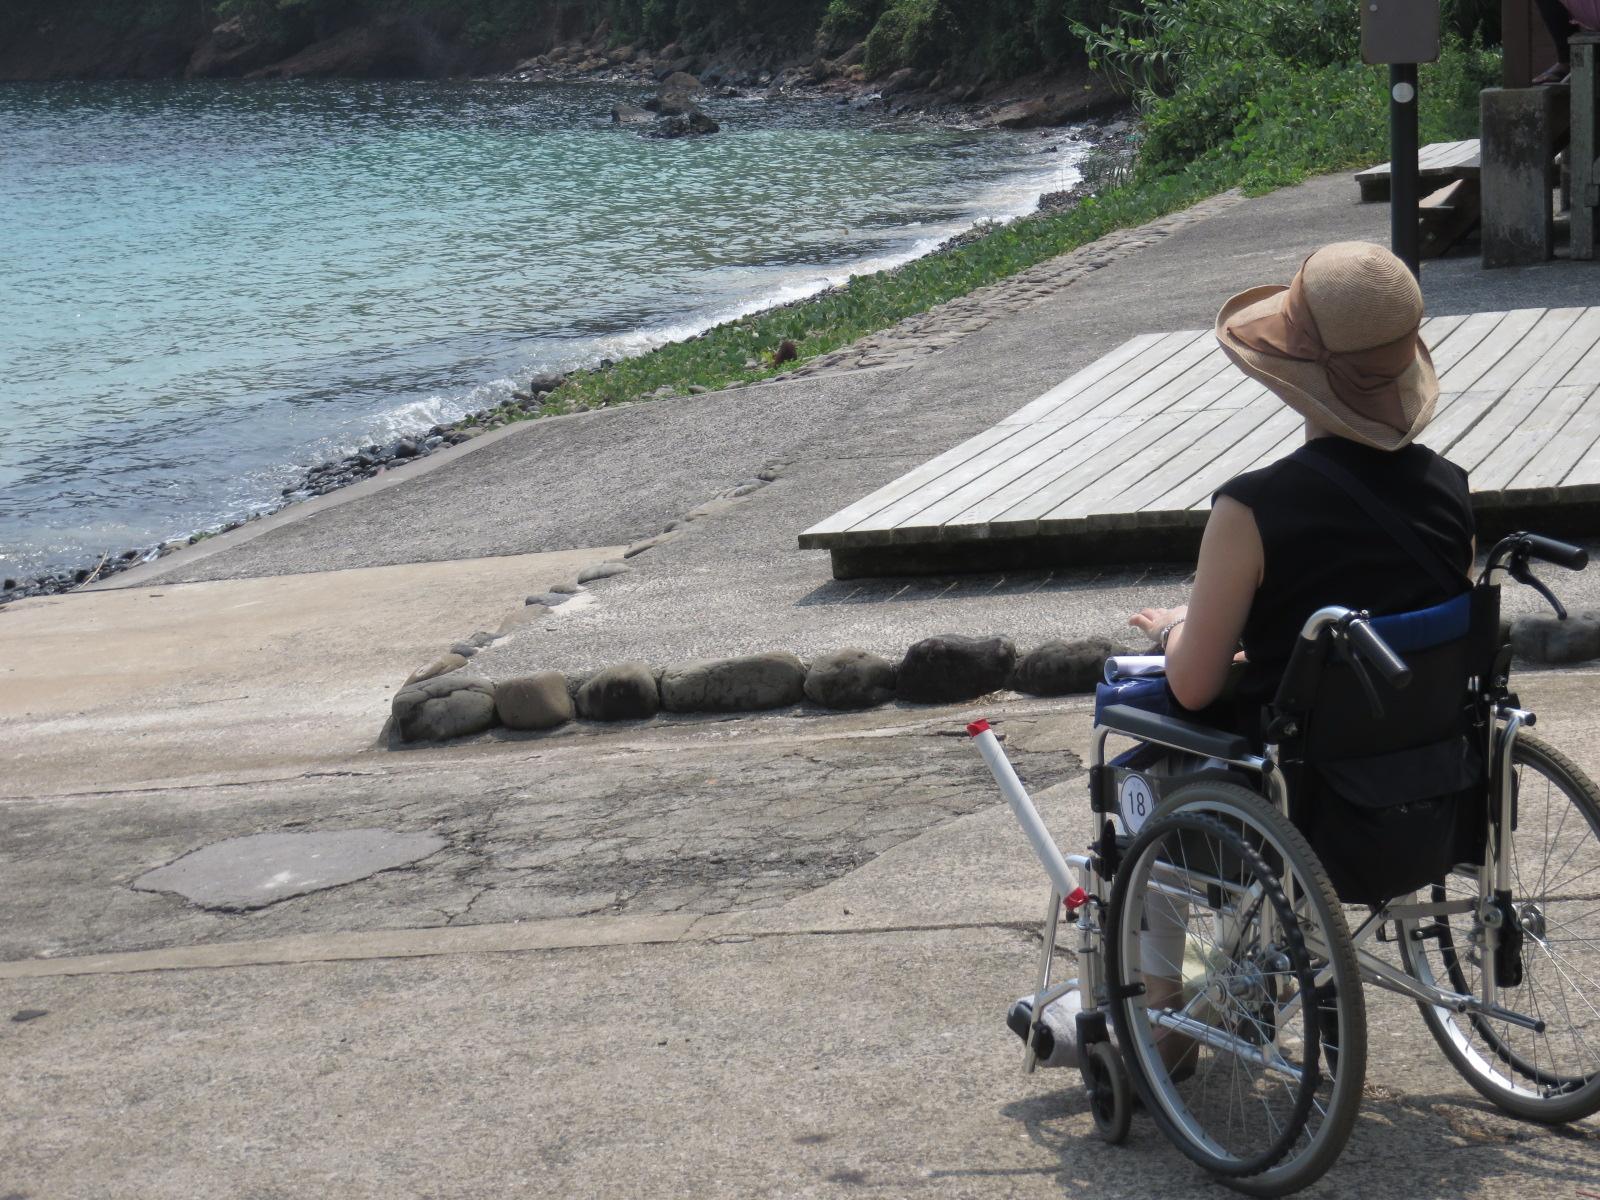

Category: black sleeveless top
[1213, 436, 1475, 714]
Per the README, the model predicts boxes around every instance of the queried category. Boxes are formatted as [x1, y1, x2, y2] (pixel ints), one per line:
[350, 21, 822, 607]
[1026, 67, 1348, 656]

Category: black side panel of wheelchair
[1098, 705, 1253, 762]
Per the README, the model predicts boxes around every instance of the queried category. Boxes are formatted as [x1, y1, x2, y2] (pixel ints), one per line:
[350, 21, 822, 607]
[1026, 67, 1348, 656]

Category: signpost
[1362, 0, 1442, 278]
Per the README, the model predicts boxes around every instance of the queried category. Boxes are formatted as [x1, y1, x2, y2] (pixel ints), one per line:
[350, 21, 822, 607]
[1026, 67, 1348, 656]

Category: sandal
[1533, 62, 1571, 85]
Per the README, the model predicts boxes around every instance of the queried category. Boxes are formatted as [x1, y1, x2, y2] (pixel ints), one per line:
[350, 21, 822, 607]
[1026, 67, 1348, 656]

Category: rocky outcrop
[659, 652, 806, 713]
[803, 648, 896, 710]
[1510, 612, 1600, 665]
[648, 109, 720, 139]
[1012, 637, 1127, 696]
[895, 634, 1017, 703]
[392, 672, 497, 742]
[575, 662, 660, 721]
[495, 671, 575, 730]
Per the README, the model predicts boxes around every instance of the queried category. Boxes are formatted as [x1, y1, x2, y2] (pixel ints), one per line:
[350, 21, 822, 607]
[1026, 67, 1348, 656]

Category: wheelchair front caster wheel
[1081, 1040, 1133, 1144]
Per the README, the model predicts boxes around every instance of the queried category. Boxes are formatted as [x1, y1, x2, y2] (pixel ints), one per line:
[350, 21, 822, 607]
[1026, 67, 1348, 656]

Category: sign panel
[1362, 0, 1441, 64]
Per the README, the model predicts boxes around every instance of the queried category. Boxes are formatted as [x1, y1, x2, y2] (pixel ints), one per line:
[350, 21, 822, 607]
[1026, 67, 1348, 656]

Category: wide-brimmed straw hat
[1214, 241, 1438, 451]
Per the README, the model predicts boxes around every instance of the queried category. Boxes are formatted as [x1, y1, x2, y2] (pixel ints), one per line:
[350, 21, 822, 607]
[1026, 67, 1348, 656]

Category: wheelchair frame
[971, 531, 1597, 1168]
[977, 677, 1537, 1085]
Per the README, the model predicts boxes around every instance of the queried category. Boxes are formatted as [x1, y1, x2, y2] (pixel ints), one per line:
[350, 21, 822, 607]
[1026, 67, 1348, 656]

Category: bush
[1077, 0, 1500, 187]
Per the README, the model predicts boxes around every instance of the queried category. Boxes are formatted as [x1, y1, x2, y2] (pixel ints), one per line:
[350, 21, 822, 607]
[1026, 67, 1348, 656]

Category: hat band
[1225, 267, 1428, 434]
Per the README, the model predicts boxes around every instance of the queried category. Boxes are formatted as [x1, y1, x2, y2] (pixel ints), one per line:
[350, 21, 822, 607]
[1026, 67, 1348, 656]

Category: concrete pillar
[1481, 86, 1563, 268]
[1573, 34, 1599, 261]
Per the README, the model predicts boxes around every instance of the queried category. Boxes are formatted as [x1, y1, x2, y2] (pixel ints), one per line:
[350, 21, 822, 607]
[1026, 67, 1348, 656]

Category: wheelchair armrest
[1097, 704, 1255, 762]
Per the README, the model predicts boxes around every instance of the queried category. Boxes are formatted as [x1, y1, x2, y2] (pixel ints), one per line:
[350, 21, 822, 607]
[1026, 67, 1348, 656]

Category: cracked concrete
[0, 704, 1081, 962]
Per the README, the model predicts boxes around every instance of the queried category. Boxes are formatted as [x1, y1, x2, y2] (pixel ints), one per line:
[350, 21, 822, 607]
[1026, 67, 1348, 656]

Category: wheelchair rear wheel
[1104, 782, 1366, 1197]
[1398, 733, 1600, 1124]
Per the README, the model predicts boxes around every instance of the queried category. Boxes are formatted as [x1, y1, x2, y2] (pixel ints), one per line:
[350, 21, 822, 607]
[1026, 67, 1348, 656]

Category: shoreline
[0, 96, 1131, 606]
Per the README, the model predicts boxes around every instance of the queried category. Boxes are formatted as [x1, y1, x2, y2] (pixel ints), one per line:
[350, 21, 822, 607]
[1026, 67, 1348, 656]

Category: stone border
[391, 599, 1600, 745]
[391, 632, 1132, 744]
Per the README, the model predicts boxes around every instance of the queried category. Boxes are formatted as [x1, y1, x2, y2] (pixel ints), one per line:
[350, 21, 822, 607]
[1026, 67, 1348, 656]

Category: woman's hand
[1129, 605, 1187, 645]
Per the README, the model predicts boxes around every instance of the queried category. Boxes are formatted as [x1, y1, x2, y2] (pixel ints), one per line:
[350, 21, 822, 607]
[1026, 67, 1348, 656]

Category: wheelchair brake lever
[1332, 628, 1386, 720]
[1512, 559, 1569, 620]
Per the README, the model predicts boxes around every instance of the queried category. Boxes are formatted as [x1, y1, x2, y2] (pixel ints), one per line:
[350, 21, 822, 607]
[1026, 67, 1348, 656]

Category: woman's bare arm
[1130, 496, 1262, 711]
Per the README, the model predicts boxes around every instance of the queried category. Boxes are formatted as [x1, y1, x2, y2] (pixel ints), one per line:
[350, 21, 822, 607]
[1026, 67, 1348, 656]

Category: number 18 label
[1119, 774, 1154, 835]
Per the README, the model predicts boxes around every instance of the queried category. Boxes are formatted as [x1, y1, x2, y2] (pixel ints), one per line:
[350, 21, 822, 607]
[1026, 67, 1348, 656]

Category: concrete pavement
[5, 173, 1600, 1198]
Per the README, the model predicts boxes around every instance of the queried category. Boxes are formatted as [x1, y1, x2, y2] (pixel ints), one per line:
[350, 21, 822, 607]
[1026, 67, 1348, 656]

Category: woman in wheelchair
[985, 243, 1600, 1195]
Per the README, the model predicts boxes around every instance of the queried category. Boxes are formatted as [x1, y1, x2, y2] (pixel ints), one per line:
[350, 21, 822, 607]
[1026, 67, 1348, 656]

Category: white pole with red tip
[967, 718, 1077, 898]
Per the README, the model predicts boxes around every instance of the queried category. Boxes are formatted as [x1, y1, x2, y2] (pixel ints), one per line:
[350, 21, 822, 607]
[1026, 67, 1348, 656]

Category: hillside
[0, 0, 1108, 84]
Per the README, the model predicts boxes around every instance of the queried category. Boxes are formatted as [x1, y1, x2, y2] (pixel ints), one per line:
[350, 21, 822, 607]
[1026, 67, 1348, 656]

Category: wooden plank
[998, 331, 1168, 427]
[1042, 408, 1235, 524]
[796, 424, 1017, 540]
[1015, 330, 1216, 430]
[1001, 330, 1205, 428]
[1095, 402, 1285, 519]
[1510, 386, 1600, 489]
[1472, 385, 1591, 489]
[1154, 404, 1302, 512]
[1520, 307, 1600, 388]
[856, 416, 1104, 534]
[898, 417, 1116, 531]
[945, 415, 1146, 530]
[1122, 349, 1239, 416]
[1426, 310, 1506, 376]
[1435, 309, 1544, 393]
[1418, 388, 1510, 456]
[1559, 319, 1600, 387]
[1558, 381, 1600, 486]
[993, 410, 1198, 527]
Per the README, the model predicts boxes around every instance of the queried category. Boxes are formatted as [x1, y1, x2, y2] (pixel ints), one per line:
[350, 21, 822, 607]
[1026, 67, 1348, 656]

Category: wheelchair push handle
[1345, 617, 1413, 690]
[1522, 533, 1588, 572]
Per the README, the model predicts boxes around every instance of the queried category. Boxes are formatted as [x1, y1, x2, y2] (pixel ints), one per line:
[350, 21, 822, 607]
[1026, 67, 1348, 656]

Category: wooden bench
[1355, 140, 1481, 201]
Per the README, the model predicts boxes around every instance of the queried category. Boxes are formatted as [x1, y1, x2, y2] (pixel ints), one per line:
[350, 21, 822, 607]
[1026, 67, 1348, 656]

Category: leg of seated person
[1140, 870, 1200, 1076]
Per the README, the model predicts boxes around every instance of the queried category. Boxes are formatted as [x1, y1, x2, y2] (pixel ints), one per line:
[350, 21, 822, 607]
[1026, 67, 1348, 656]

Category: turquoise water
[0, 80, 1084, 579]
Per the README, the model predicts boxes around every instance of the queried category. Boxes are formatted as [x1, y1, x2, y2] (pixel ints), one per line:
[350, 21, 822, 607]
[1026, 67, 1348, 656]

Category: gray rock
[611, 102, 653, 125]
[576, 662, 660, 721]
[659, 652, 807, 713]
[649, 109, 720, 138]
[624, 531, 678, 557]
[1013, 637, 1129, 696]
[803, 648, 896, 710]
[896, 634, 1017, 703]
[404, 652, 469, 685]
[577, 560, 632, 583]
[1510, 611, 1600, 664]
[657, 69, 704, 97]
[392, 673, 498, 742]
[495, 671, 575, 731]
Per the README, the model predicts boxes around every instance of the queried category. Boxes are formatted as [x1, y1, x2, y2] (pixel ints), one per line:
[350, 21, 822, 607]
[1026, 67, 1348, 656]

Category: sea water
[0, 80, 1085, 580]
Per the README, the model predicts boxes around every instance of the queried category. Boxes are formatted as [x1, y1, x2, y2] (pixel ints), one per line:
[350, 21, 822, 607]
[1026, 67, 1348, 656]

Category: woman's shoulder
[1213, 458, 1294, 508]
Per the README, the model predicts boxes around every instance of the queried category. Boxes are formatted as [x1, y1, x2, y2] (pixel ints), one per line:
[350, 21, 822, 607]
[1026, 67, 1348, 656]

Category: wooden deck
[1355, 139, 1481, 201]
[799, 307, 1600, 579]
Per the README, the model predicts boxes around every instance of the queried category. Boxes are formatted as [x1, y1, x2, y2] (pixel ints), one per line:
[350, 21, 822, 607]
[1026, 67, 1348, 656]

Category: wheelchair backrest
[1278, 587, 1501, 760]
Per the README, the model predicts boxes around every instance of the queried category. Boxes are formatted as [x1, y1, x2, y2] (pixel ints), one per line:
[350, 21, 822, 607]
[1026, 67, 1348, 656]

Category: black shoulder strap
[1288, 446, 1463, 597]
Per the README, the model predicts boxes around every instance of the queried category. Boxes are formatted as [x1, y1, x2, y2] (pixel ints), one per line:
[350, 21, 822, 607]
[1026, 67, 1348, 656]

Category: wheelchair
[971, 531, 1600, 1196]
